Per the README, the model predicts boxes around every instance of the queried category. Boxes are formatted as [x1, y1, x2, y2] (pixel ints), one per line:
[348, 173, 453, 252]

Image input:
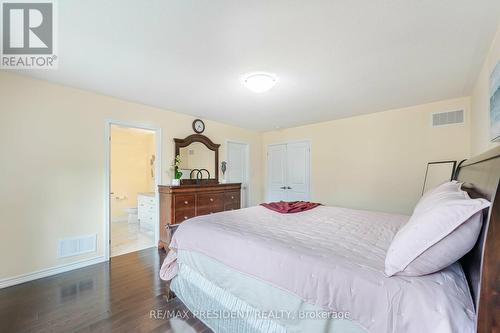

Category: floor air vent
[58, 234, 97, 258]
[432, 110, 464, 127]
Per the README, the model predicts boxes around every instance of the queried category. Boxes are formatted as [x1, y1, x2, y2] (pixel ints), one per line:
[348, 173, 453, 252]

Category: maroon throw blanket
[260, 201, 321, 213]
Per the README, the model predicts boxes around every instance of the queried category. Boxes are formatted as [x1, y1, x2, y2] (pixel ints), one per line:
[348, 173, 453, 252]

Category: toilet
[124, 207, 138, 224]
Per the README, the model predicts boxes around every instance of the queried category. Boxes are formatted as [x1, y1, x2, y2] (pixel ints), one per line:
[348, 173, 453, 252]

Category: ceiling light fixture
[242, 72, 277, 93]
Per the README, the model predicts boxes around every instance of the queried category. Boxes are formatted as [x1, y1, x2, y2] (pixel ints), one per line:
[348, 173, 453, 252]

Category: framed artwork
[491, 60, 500, 142]
[421, 161, 457, 195]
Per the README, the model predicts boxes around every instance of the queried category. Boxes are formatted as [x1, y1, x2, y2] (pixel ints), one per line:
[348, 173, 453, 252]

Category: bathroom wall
[110, 126, 156, 221]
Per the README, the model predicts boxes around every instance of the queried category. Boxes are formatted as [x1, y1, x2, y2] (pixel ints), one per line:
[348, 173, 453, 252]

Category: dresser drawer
[139, 201, 155, 209]
[138, 195, 155, 205]
[174, 208, 196, 224]
[174, 195, 195, 210]
[224, 191, 240, 204]
[197, 205, 224, 216]
[197, 193, 224, 208]
[224, 202, 240, 211]
[138, 210, 155, 221]
[140, 216, 155, 230]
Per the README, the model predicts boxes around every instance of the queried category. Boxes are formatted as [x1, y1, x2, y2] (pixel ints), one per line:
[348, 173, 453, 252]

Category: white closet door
[285, 142, 310, 201]
[227, 142, 249, 207]
[267, 142, 310, 202]
[267, 144, 287, 202]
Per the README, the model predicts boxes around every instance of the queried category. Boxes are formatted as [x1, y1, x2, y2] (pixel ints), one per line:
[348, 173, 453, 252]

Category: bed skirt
[171, 263, 289, 333]
[171, 252, 366, 333]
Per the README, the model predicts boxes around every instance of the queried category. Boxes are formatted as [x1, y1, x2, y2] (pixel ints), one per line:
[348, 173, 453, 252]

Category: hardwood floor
[0, 248, 212, 333]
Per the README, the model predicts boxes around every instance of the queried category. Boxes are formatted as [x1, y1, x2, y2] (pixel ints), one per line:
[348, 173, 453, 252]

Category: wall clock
[192, 119, 205, 134]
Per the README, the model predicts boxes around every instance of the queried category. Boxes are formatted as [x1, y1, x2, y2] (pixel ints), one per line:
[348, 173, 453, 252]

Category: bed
[161, 146, 500, 333]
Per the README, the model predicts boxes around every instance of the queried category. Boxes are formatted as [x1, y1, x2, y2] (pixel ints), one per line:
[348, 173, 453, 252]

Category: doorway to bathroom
[105, 121, 162, 259]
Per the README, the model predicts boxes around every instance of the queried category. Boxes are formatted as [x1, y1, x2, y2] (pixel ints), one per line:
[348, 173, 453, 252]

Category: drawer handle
[184, 201, 188, 205]
[209, 198, 214, 202]
[184, 216, 188, 220]
[231, 196, 234, 199]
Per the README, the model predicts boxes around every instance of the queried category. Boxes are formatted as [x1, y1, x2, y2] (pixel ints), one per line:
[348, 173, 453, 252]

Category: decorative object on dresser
[220, 161, 227, 183]
[158, 183, 241, 249]
[137, 193, 156, 231]
[170, 154, 183, 186]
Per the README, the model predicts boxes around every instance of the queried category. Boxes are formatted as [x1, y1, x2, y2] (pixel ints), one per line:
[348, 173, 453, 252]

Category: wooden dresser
[158, 183, 241, 249]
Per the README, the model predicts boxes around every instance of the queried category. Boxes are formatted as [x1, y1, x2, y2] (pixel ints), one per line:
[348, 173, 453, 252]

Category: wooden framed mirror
[174, 134, 220, 185]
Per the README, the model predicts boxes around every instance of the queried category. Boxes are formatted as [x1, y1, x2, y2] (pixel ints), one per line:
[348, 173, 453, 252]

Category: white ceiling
[16, 0, 500, 131]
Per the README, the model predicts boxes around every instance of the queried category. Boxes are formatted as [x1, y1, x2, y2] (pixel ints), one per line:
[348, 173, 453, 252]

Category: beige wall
[471, 24, 500, 154]
[0, 72, 263, 280]
[110, 126, 155, 221]
[262, 97, 471, 215]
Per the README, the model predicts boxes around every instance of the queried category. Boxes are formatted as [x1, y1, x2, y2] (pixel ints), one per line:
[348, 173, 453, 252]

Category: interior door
[267, 142, 310, 202]
[285, 142, 310, 201]
[267, 144, 287, 202]
[227, 142, 249, 207]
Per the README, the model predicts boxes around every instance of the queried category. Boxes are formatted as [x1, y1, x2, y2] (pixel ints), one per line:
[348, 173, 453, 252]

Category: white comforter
[161, 205, 475, 333]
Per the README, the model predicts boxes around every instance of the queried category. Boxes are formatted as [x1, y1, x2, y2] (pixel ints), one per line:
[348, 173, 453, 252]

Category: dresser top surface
[158, 182, 241, 194]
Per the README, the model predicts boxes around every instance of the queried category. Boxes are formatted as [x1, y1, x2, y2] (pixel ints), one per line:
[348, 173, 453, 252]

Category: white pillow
[413, 180, 461, 215]
[385, 182, 490, 277]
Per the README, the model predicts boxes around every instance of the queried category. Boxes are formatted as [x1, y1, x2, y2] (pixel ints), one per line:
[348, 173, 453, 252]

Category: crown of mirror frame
[174, 134, 220, 185]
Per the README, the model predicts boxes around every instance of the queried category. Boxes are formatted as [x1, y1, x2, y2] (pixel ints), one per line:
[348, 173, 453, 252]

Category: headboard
[454, 146, 500, 333]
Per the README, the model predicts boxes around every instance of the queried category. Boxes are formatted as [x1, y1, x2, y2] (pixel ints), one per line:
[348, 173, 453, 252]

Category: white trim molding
[0, 256, 106, 289]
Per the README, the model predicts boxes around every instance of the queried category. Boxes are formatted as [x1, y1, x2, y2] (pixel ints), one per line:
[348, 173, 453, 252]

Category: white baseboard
[0, 256, 107, 289]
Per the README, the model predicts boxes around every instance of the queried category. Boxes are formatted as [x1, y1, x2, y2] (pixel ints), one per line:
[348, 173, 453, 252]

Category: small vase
[171, 179, 180, 186]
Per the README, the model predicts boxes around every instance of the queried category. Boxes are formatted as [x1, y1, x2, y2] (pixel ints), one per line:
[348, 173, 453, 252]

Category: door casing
[104, 119, 162, 261]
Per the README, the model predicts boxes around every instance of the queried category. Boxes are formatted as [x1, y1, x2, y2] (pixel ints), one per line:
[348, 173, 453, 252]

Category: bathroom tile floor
[111, 220, 155, 257]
